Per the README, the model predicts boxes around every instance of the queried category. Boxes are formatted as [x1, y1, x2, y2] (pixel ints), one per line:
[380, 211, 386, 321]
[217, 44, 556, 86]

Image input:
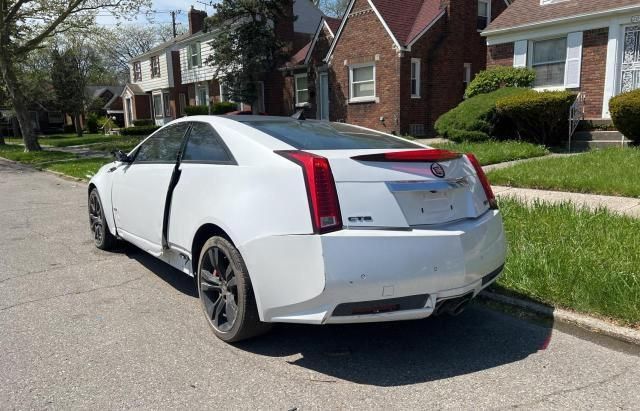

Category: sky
[95, 0, 219, 30]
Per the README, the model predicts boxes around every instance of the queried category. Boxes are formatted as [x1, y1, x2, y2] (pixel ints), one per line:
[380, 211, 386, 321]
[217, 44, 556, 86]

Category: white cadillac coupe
[89, 116, 506, 342]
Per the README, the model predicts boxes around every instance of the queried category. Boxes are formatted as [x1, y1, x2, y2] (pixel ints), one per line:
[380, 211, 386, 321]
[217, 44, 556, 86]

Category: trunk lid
[309, 149, 490, 229]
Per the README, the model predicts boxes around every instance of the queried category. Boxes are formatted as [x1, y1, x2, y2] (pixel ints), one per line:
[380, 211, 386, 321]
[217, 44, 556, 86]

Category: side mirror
[112, 150, 132, 163]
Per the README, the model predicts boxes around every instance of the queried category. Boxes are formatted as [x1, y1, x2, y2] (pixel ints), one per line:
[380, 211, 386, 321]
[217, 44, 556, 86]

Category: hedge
[435, 87, 529, 142]
[609, 89, 640, 143]
[185, 105, 209, 116]
[184, 102, 239, 116]
[120, 125, 160, 136]
[132, 119, 153, 126]
[465, 67, 536, 99]
[496, 90, 576, 147]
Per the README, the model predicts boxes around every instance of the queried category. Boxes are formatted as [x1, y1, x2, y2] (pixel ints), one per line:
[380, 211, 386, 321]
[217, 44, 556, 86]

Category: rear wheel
[88, 189, 117, 250]
[197, 237, 270, 342]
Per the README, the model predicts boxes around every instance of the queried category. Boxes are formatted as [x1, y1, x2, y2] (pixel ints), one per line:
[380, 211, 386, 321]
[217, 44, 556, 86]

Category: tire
[88, 189, 117, 251]
[197, 236, 271, 342]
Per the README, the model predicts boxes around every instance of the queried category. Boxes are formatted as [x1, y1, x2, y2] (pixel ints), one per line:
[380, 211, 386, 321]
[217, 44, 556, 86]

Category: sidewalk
[493, 185, 640, 218]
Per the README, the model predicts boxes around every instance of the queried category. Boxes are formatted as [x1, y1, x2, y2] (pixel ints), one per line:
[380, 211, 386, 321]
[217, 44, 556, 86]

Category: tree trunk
[0, 56, 41, 151]
[74, 112, 83, 136]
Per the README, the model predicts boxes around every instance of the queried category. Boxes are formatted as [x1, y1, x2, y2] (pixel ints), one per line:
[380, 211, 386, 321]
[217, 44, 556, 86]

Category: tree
[0, 0, 149, 151]
[51, 39, 100, 137]
[316, 0, 349, 17]
[94, 23, 184, 83]
[205, 0, 291, 111]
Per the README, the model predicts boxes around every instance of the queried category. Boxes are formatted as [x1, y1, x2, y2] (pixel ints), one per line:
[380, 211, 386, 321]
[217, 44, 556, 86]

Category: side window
[135, 123, 190, 163]
[183, 122, 233, 163]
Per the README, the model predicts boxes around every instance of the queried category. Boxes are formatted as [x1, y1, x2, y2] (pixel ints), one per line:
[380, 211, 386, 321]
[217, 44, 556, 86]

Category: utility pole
[170, 10, 177, 38]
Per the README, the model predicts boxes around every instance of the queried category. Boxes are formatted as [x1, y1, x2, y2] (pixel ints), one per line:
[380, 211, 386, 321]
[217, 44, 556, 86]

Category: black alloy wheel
[197, 237, 270, 342]
[88, 189, 116, 250]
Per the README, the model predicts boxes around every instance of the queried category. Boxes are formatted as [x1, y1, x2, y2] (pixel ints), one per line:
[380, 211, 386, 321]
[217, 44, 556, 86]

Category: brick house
[483, 0, 640, 120]
[174, 1, 323, 116]
[322, 0, 510, 136]
[283, 16, 342, 119]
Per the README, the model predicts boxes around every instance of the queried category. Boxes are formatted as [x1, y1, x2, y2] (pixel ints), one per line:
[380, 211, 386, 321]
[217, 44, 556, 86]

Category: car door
[167, 121, 236, 252]
[111, 122, 190, 255]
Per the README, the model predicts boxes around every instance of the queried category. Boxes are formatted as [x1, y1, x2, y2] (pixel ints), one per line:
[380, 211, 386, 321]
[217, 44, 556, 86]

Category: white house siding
[179, 34, 216, 85]
[129, 50, 173, 92]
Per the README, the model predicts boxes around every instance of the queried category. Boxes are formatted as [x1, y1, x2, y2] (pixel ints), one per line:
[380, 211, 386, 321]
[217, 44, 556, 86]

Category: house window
[477, 0, 490, 30]
[410, 58, 421, 98]
[163, 92, 171, 117]
[349, 64, 375, 102]
[188, 43, 201, 69]
[196, 84, 209, 106]
[463, 63, 472, 89]
[179, 93, 186, 115]
[133, 62, 142, 82]
[531, 37, 567, 87]
[295, 73, 309, 106]
[153, 93, 163, 118]
[150, 56, 161, 78]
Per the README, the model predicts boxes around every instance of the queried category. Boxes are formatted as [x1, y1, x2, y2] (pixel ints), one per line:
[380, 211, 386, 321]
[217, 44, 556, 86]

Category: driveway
[1, 159, 639, 409]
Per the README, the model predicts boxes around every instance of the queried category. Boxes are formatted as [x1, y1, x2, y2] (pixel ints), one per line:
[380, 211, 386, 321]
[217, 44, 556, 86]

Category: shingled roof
[485, 0, 640, 33]
[327, 0, 446, 57]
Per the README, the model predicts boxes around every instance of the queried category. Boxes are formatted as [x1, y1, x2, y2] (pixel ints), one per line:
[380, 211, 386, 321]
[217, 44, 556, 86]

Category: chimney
[188, 6, 207, 34]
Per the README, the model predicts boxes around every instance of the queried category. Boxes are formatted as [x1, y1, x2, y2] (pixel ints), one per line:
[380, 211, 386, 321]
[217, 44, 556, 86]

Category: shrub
[63, 125, 76, 133]
[185, 105, 209, 116]
[121, 125, 160, 136]
[86, 113, 99, 133]
[435, 87, 529, 142]
[132, 119, 153, 126]
[98, 116, 117, 133]
[496, 90, 576, 146]
[465, 67, 536, 98]
[212, 101, 238, 115]
[609, 89, 640, 143]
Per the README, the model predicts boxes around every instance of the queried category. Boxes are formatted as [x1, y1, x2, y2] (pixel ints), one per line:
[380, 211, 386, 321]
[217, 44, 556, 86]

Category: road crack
[0, 275, 145, 313]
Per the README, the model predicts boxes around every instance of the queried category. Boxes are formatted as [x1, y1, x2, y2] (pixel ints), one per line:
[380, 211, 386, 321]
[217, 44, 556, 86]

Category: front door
[111, 123, 190, 255]
[319, 73, 329, 121]
[621, 24, 640, 93]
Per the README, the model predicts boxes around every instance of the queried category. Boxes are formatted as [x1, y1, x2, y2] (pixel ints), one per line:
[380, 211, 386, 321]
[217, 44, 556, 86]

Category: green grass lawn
[6, 134, 128, 148]
[0, 143, 76, 164]
[498, 198, 640, 326]
[488, 148, 640, 198]
[87, 137, 144, 153]
[43, 157, 113, 180]
[432, 140, 549, 166]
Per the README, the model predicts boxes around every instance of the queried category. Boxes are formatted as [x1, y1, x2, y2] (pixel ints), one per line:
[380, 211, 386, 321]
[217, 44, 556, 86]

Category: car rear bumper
[241, 210, 506, 324]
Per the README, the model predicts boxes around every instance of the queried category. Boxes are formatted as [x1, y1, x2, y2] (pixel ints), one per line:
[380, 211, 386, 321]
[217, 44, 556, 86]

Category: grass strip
[487, 148, 640, 198]
[42, 157, 112, 180]
[499, 198, 640, 326]
[0, 144, 76, 164]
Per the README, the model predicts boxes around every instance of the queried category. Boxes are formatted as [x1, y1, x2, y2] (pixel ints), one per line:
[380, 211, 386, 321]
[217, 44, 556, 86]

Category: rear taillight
[276, 150, 343, 234]
[466, 153, 498, 210]
[352, 149, 462, 162]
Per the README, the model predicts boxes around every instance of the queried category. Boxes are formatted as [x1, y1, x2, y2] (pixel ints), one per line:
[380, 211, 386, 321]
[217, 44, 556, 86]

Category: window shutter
[513, 40, 528, 67]
[196, 43, 202, 67]
[564, 32, 583, 88]
[187, 45, 193, 69]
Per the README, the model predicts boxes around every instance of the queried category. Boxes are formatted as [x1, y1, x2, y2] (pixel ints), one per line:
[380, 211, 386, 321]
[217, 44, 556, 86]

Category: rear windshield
[240, 120, 420, 150]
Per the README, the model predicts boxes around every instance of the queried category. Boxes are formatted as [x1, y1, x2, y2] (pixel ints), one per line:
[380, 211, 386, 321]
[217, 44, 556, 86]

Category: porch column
[602, 20, 620, 119]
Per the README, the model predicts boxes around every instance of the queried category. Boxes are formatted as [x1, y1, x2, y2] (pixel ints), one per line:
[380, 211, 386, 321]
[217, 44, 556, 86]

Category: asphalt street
[1, 158, 639, 409]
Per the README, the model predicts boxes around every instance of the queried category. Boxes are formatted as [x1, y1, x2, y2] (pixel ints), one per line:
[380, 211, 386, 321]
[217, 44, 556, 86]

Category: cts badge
[431, 163, 445, 178]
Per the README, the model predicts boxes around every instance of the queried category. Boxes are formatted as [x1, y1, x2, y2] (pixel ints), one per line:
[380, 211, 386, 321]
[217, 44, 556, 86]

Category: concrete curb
[480, 290, 640, 346]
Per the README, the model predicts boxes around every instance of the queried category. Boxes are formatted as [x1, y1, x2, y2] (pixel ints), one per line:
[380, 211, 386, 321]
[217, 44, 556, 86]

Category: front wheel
[88, 189, 117, 250]
[197, 237, 270, 342]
